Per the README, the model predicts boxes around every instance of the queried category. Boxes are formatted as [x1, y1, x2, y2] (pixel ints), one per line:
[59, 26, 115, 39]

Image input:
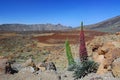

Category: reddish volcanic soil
[33, 30, 107, 44]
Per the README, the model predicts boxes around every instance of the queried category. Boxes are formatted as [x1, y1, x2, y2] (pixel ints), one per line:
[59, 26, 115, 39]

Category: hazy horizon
[0, 0, 120, 27]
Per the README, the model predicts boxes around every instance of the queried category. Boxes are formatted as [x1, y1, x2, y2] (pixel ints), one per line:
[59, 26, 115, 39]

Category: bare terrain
[0, 30, 120, 80]
[33, 30, 106, 44]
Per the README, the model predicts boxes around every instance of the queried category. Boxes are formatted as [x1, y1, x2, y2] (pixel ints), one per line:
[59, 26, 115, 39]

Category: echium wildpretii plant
[73, 22, 99, 79]
[65, 40, 75, 66]
[79, 22, 88, 62]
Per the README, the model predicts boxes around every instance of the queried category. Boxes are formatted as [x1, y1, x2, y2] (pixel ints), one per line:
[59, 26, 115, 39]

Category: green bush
[73, 60, 99, 79]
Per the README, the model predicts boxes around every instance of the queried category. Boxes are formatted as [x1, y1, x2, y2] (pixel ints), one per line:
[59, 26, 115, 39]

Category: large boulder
[19, 66, 35, 73]
[11, 63, 23, 71]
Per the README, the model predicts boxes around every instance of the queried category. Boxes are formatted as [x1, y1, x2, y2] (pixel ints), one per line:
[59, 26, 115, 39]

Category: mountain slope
[0, 24, 71, 31]
[86, 16, 120, 33]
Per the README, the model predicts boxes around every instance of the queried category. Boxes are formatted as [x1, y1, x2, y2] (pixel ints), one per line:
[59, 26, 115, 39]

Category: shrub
[73, 60, 99, 79]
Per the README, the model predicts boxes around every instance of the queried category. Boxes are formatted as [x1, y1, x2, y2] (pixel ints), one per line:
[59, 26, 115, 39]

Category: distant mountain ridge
[0, 23, 72, 31]
[86, 16, 120, 33]
[1, 16, 120, 33]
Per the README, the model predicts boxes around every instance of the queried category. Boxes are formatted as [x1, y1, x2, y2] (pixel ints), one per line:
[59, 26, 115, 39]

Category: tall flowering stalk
[65, 40, 75, 66]
[79, 22, 88, 62]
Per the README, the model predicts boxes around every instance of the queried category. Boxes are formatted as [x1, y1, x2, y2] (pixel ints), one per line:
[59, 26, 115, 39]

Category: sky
[0, 0, 120, 27]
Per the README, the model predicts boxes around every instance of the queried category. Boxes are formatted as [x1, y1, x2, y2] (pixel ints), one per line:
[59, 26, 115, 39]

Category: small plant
[73, 60, 99, 79]
[65, 40, 76, 69]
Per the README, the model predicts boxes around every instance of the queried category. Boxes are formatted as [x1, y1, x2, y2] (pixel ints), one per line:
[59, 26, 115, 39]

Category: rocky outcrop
[87, 34, 120, 75]
[112, 58, 120, 78]
[97, 45, 120, 74]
